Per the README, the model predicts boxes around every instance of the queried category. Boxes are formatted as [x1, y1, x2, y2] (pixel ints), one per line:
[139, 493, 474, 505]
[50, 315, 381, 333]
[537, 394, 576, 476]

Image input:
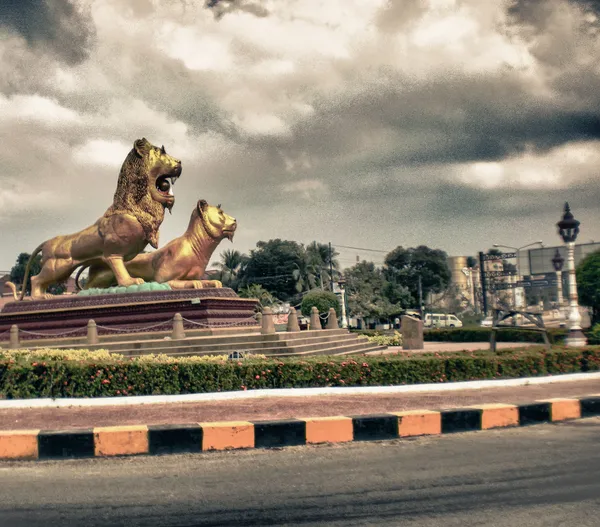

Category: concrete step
[260, 337, 373, 356]
[23, 329, 349, 353]
[271, 341, 387, 357]
[10, 326, 262, 349]
[116, 334, 359, 357]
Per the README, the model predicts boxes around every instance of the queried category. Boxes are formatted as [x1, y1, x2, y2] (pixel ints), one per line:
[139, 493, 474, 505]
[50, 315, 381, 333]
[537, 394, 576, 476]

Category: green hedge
[1, 347, 599, 399]
[424, 327, 568, 344]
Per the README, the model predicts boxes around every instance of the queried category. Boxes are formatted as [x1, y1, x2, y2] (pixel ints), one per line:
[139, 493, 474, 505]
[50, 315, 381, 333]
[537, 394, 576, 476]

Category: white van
[424, 313, 463, 328]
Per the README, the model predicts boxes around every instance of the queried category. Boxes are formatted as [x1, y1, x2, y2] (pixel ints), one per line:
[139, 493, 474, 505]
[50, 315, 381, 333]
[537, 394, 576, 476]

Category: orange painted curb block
[0, 430, 39, 460]
[302, 416, 353, 444]
[544, 399, 581, 421]
[391, 410, 441, 437]
[94, 425, 149, 456]
[474, 404, 519, 430]
[200, 421, 254, 451]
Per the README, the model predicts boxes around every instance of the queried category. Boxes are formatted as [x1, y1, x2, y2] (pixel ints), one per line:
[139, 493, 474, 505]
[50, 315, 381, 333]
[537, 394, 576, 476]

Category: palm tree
[213, 249, 247, 287]
[305, 242, 340, 290]
[238, 284, 276, 308]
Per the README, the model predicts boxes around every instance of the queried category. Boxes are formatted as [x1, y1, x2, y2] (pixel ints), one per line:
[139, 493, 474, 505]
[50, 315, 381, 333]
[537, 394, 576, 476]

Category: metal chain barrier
[18, 327, 87, 337]
[95, 319, 173, 333]
[181, 315, 257, 328]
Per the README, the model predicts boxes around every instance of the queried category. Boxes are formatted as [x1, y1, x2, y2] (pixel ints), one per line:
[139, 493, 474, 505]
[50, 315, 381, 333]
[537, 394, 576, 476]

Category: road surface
[1, 419, 599, 526]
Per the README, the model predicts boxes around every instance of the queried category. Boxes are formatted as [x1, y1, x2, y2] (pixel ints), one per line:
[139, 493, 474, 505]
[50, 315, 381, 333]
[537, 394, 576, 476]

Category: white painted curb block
[2, 372, 600, 409]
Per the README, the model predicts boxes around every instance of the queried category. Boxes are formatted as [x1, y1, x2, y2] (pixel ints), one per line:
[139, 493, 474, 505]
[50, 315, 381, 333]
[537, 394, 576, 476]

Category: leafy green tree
[384, 245, 451, 305]
[577, 250, 600, 324]
[9, 252, 66, 295]
[238, 239, 307, 301]
[344, 261, 406, 320]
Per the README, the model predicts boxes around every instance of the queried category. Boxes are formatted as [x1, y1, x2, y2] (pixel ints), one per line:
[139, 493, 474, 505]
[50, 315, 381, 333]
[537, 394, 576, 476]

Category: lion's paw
[192, 280, 204, 289]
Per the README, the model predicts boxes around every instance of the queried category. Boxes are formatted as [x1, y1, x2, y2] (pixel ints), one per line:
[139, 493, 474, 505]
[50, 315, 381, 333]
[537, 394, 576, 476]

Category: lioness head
[195, 199, 237, 241]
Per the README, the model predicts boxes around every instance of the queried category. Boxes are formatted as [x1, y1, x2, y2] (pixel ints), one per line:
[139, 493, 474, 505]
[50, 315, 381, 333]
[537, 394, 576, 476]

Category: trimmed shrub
[587, 323, 600, 345]
[367, 331, 403, 347]
[300, 290, 340, 320]
[424, 327, 567, 344]
[1, 346, 599, 399]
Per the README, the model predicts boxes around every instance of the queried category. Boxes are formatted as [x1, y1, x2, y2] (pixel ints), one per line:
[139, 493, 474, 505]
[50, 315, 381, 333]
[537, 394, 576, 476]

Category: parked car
[423, 313, 463, 328]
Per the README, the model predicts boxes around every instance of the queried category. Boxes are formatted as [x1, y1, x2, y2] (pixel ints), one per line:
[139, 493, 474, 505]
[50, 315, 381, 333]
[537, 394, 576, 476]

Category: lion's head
[108, 138, 182, 248]
[114, 138, 182, 212]
[194, 199, 237, 241]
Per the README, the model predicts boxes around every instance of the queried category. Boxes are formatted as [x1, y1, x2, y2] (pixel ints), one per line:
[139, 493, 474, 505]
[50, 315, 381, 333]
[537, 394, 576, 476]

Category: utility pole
[418, 275, 423, 317]
[329, 242, 334, 291]
[478, 251, 488, 316]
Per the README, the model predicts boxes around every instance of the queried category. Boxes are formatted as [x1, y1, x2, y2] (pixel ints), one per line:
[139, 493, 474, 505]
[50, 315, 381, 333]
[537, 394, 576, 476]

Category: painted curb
[1, 394, 599, 461]
[2, 372, 600, 409]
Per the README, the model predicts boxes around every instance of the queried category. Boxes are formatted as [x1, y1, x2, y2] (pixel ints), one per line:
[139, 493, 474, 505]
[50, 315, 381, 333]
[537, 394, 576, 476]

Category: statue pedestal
[0, 288, 259, 342]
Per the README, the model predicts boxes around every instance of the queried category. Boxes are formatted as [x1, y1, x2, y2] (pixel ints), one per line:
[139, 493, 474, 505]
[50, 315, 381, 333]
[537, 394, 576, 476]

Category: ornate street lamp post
[557, 202, 587, 347]
[337, 276, 348, 329]
[551, 248, 565, 307]
[551, 248, 566, 327]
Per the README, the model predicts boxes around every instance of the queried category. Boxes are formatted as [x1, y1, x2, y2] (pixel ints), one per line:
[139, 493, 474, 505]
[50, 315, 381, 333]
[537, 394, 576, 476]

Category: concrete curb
[1, 395, 599, 461]
[3, 371, 600, 409]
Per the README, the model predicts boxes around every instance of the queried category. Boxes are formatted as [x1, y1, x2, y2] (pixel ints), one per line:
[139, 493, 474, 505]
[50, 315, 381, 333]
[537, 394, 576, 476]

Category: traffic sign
[482, 252, 517, 261]
[484, 270, 517, 277]
[495, 280, 559, 290]
[494, 283, 517, 290]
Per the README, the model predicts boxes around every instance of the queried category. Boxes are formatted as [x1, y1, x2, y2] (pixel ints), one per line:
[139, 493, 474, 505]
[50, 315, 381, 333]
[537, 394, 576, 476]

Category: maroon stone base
[0, 288, 259, 341]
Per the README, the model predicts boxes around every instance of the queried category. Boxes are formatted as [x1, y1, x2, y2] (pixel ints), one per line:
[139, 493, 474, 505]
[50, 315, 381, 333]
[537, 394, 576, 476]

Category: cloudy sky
[1, 0, 600, 272]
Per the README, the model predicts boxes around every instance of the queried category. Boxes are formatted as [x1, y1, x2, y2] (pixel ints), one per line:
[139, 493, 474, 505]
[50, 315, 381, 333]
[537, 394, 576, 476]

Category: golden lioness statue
[77, 199, 237, 290]
[12, 138, 182, 301]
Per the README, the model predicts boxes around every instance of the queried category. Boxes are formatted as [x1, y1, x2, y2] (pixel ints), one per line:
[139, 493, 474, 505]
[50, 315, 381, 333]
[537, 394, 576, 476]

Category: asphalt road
[1, 419, 599, 527]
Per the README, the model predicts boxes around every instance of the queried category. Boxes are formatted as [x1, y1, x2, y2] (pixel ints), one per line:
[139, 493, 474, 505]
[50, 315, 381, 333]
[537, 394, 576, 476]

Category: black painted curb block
[441, 409, 482, 433]
[519, 403, 552, 426]
[38, 429, 95, 459]
[352, 414, 399, 441]
[148, 424, 203, 455]
[580, 397, 600, 416]
[253, 419, 306, 448]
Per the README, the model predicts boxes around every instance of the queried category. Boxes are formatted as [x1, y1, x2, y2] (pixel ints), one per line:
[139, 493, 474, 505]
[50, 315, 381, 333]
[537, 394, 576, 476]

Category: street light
[492, 241, 544, 311]
[337, 275, 348, 329]
[551, 248, 565, 307]
[557, 202, 587, 347]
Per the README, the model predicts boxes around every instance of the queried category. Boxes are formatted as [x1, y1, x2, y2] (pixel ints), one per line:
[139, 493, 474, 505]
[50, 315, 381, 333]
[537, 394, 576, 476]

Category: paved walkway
[370, 342, 536, 354]
[1, 378, 598, 431]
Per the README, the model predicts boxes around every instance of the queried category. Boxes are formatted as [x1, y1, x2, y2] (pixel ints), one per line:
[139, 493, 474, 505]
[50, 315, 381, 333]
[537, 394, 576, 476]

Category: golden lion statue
[11, 138, 182, 301]
[77, 199, 237, 290]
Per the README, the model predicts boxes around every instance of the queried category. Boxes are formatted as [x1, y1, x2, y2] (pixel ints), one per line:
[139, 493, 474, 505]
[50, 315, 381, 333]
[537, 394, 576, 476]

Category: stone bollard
[9, 325, 19, 349]
[310, 306, 321, 330]
[172, 313, 186, 340]
[286, 307, 300, 332]
[326, 308, 338, 329]
[87, 320, 99, 345]
[255, 311, 262, 327]
[261, 307, 275, 335]
[401, 315, 424, 350]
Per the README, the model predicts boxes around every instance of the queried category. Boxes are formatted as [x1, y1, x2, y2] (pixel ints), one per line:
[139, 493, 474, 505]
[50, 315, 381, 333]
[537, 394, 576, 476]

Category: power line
[333, 244, 389, 254]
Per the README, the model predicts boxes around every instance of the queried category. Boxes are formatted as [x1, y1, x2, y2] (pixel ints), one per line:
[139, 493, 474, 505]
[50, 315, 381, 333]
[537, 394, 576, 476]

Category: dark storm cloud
[428, 182, 600, 222]
[247, 68, 600, 174]
[204, 0, 269, 20]
[0, 0, 95, 65]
